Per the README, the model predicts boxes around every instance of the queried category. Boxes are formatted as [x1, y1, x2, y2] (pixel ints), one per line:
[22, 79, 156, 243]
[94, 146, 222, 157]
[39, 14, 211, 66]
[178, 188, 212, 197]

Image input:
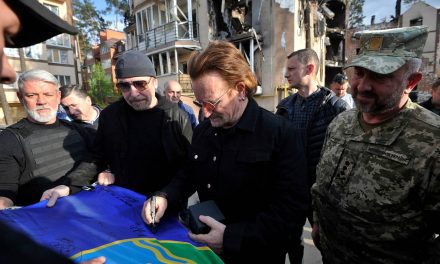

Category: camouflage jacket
[312, 100, 440, 264]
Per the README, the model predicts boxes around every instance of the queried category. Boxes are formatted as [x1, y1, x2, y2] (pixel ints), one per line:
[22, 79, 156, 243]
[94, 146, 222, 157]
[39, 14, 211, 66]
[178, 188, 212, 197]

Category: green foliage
[104, 0, 130, 26]
[87, 63, 114, 107]
[348, 0, 365, 28]
[73, 0, 110, 56]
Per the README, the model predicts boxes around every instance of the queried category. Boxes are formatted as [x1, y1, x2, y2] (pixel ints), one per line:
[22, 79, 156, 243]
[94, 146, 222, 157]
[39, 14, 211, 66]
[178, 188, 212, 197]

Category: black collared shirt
[163, 98, 309, 263]
[290, 88, 323, 129]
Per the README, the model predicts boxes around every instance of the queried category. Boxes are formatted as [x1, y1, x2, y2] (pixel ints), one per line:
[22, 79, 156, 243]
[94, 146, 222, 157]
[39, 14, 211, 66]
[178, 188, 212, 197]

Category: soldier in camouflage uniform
[311, 26, 440, 263]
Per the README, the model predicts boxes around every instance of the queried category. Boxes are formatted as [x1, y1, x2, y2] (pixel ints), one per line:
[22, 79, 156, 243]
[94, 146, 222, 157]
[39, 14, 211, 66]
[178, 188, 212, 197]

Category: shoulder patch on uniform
[412, 107, 440, 129]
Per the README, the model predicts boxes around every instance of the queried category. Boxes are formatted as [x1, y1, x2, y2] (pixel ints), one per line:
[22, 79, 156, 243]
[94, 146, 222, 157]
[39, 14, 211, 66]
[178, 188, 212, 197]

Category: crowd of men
[0, 0, 439, 263]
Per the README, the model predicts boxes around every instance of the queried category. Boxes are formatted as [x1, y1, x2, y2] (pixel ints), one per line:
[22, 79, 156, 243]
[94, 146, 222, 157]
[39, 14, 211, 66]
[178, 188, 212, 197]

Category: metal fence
[137, 21, 199, 50]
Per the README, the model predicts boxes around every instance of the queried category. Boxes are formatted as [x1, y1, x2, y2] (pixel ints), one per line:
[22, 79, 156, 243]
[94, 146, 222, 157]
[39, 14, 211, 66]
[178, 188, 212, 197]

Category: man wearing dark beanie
[93, 50, 192, 203]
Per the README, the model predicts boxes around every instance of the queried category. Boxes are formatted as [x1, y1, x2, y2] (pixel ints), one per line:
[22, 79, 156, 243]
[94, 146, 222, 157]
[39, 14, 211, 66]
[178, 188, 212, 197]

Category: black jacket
[163, 98, 309, 263]
[420, 97, 440, 116]
[276, 87, 348, 187]
[93, 94, 192, 196]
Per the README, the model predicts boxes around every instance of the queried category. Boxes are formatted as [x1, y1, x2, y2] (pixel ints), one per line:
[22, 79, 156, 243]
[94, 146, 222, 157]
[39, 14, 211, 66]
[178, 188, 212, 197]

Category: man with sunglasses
[141, 41, 309, 263]
[93, 50, 192, 202]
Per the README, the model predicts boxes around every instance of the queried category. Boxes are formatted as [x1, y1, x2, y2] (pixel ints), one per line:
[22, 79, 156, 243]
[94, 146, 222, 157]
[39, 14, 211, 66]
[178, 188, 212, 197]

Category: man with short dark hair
[330, 73, 355, 109]
[94, 50, 192, 198]
[276, 48, 348, 264]
[60, 84, 101, 129]
[163, 80, 198, 128]
[420, 79, 440, 115]
[312, 26, 440, 263]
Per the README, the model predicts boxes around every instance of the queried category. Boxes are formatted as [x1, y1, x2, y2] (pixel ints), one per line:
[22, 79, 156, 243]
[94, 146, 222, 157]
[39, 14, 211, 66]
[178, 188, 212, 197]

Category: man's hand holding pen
[141, 195, 168, 232]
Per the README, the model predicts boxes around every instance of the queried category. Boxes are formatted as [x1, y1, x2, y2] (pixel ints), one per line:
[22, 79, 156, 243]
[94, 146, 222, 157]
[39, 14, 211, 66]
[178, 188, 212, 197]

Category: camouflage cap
[345, 26, 428, 74]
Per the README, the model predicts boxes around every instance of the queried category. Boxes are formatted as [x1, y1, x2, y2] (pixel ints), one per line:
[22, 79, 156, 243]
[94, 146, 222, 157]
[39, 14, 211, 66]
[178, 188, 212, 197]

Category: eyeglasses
[116, 79, 152, 92]
[199, 88, 231, 112]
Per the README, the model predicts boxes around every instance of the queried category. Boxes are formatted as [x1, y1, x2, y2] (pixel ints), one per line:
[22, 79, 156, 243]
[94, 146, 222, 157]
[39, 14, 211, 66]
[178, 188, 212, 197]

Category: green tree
[104, 0, 130, 27]
[348, 0, 365, 28]
[73, 0, 110, 57]
[88, 63, 114, 107]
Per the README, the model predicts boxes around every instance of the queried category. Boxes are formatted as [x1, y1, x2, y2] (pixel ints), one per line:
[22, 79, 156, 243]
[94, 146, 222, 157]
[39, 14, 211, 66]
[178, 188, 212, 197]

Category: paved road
[189, 192, 323, 264]
[286, 220, 323, 264]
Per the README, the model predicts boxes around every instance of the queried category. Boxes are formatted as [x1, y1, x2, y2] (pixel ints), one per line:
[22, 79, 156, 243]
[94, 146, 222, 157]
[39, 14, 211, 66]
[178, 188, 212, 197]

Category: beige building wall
[401, 2, 438, 74]
[256, 0, 325, 111]
[197, 0, 210, 48]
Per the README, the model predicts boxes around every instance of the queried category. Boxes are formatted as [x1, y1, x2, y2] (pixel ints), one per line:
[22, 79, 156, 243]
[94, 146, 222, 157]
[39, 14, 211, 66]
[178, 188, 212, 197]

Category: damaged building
[321, 0, 348, 87]
[123, 0, 330, 111]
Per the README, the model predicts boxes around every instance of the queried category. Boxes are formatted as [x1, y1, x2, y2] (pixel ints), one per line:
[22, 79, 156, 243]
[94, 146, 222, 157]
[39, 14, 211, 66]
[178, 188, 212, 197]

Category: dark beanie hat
[115, 50, 156, 78]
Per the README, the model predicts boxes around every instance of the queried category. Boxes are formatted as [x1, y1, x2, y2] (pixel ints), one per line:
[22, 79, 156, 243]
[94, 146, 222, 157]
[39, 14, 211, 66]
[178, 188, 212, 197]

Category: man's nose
[202, 106, 213, 119]
[354, 75, 372, 93]
[36, 95, 48, 105]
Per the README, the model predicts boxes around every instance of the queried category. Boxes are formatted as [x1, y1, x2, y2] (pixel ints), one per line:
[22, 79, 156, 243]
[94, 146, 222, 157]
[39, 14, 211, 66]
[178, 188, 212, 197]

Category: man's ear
[86, 96, 92, 106]
[405, 72, 422, 94]
[152, 78, 159, 90]
[306, 64, 315, 76]
[236, 82, 246, 97]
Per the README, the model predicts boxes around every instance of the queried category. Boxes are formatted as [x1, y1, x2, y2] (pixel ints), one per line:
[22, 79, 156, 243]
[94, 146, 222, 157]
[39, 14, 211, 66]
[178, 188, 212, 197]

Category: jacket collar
[234, 97, 259, 133]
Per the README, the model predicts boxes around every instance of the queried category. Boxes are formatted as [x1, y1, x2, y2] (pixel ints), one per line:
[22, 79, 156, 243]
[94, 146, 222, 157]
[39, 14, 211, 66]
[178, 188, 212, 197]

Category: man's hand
[188, 215, 225, 254]
[40, 185, 70, 207]
[141, 196, 167, 225]
[0, 196, 14, 209]
[312, 223, 321, 251]
[97, 170, 115, 186]
[80, 256, 106, 264]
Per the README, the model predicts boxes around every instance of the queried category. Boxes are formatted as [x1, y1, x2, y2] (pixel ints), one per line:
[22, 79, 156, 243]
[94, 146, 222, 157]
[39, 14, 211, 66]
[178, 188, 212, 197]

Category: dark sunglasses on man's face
[116, 79, 151, 92]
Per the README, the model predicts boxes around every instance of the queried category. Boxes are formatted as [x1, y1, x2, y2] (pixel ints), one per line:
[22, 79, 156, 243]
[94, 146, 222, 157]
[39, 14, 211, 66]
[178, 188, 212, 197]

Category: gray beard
[355, 83, 406, 114]
[24, 104, 57, 123]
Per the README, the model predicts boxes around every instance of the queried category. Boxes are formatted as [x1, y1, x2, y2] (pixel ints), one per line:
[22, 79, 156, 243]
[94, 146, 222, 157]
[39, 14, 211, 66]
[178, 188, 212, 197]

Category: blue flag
[0, 185, 223, 264]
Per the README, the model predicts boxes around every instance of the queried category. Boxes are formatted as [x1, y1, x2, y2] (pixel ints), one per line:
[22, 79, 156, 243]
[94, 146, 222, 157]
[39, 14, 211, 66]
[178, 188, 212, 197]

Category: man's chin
[27, 110, 57, 124]
[209, 118, 224, 128]
[30, 115, 56, 124]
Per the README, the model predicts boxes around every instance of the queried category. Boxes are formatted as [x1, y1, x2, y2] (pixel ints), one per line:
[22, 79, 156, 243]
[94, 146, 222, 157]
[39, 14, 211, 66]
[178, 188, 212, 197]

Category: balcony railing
[136, 21, 199, 50]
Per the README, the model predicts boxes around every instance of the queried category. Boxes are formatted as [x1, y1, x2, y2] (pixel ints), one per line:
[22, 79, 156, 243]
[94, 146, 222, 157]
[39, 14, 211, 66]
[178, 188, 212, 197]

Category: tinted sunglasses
[116, 79, 151, 92]
[199, 88, 231, 112]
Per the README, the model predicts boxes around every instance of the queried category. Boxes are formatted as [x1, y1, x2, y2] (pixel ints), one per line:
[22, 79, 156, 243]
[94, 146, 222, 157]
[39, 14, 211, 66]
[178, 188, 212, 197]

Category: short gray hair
[17, 69, 59, 94]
